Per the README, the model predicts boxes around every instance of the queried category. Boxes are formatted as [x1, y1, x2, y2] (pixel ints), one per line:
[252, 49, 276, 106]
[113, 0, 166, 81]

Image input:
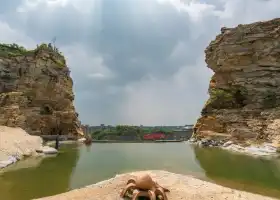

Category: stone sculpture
[120, 174, 169, 200]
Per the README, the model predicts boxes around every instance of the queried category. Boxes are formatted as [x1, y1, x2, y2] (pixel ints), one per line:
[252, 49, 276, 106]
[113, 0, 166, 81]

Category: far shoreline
[45, 138, 186, 145]
[46, 138, 280, 158]
[91, 139, 185, 143]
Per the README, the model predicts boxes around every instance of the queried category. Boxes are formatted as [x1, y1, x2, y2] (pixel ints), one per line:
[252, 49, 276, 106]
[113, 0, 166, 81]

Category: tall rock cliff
[193, 18, 280, 146]
[0, 43, 83, 137]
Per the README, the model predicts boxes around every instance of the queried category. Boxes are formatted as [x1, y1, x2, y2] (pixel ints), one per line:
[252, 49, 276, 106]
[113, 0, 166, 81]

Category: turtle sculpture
[120, 174, 170, 200]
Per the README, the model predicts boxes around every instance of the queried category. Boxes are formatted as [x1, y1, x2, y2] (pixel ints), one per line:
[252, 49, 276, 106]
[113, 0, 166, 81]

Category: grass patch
[205, 87, 248, 110]
[0, 43, 28, 57]
[0, 42, 67, 68]
[0, 43, 65, 60]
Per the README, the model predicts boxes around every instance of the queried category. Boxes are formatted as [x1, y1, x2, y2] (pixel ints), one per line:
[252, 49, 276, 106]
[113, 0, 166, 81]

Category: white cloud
[17, 0, 66, 12]
[1, 0, 280, 125]
[121, 56, 212, 125]
[88, 73, 105, 79]
[0, 21, 36, 48]
[17, 0, 97, 13]
[61, 44, 114, 81]
[116, 0, 280, 125]
[157, 0, 220, 22]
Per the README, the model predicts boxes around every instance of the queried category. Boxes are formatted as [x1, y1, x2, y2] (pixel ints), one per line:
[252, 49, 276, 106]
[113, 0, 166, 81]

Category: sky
[0, 0, 279, 126]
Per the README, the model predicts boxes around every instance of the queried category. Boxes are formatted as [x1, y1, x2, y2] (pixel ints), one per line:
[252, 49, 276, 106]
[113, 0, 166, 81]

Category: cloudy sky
[0, 0, 279, 125]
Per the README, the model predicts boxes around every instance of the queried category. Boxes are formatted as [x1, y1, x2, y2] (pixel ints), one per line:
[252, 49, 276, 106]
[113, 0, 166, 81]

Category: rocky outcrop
[193, 18, 280, 147]
[0, 43, 83, 137]
[35, 171, 276, 200]
[0, 126, 57, 169]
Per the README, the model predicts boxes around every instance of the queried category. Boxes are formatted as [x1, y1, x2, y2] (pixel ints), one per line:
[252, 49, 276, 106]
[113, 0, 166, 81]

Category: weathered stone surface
[0, 43, 83, 137]
[0, 156, 18, 169]
[193, 18, 280, 146]
[0, 126, 43, 166]
[36, 146, 58, 154]
[35, 170, 276, 200]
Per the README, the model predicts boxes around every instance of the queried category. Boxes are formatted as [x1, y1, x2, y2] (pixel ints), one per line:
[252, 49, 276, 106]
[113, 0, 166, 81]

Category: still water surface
[1, 143, 280, 200]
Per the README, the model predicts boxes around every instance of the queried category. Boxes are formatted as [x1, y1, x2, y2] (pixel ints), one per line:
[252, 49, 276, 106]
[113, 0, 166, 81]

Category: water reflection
[0, 144, 80, 200]
[69, 143, 204, 189]
[193, 146, 280, 197]
[1, 143, 280, 200]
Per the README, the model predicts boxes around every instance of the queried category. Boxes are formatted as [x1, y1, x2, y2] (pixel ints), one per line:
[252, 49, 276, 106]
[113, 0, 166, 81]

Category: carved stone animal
[120, 174, 169, 200]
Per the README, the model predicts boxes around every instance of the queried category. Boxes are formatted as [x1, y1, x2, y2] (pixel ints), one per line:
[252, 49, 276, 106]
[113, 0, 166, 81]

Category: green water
[1, 143, 280, 200]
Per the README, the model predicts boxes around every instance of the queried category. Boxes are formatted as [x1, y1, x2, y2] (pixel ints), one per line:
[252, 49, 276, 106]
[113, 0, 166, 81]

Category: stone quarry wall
[0, 43, 83, 137]
[193, 18, 280, 145]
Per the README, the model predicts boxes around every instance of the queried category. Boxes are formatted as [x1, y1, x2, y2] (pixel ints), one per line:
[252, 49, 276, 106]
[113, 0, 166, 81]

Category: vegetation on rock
[208, 88, 235, 108]
[0, 43, 66, 68]
[263, 91, 277, 109]
[202, 87, 247, 115]
[0, 43, 28, 57]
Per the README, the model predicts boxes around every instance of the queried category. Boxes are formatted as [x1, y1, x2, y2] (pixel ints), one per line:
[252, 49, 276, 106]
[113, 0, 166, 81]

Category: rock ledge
[35, 170, 276, 200]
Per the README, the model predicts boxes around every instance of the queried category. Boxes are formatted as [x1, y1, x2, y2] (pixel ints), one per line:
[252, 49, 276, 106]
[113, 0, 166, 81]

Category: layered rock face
[0, 43, 83, 136]
[193, 18, 280, 145]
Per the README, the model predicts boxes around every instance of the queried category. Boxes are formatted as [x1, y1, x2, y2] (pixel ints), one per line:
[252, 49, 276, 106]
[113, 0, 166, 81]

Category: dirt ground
[35, 170, 277, 200]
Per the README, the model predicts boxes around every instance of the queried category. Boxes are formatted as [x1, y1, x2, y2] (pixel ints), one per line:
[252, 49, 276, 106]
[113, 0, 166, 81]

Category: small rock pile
[188, 137, 279, 157]
[189, 138, 228, 147]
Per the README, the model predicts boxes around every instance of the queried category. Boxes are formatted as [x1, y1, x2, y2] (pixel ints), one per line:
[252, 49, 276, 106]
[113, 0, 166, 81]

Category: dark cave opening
[235, 89, 246, 107]
[40, 105, 53, 115]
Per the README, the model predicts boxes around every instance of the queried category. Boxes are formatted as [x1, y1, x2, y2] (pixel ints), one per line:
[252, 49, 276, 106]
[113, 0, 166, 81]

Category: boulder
[0, 156, 18, 169]
[78, 138, 86, 142]
[223, 141, 234, 147]
[0, 126, 43, 160]
[36, 146, 58, 155]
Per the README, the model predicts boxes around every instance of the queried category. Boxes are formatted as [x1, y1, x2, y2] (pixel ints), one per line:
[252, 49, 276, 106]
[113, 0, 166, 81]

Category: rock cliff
[193, 18, 280, 146]
[0, 43, 83, 137]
